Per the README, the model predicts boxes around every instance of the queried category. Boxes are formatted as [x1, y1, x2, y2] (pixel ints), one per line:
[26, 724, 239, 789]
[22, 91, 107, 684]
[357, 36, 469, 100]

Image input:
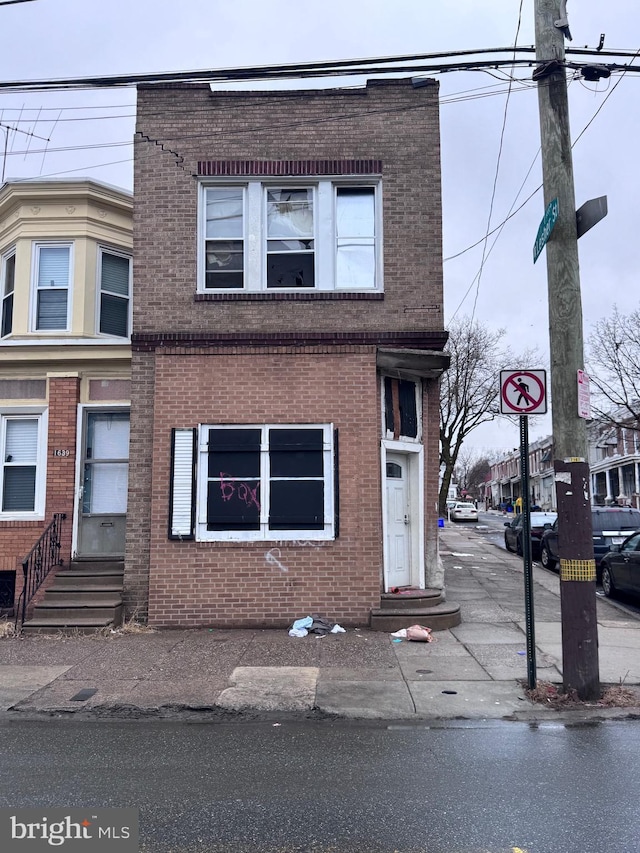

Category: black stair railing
[15, 513, 66, 631]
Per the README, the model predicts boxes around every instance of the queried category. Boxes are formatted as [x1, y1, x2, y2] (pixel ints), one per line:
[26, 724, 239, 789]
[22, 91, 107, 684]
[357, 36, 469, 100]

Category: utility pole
[534, 0, 600, 699]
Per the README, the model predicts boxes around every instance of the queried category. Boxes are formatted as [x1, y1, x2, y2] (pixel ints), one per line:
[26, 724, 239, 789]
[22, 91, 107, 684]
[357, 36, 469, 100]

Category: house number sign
[52, 449, 71, 457]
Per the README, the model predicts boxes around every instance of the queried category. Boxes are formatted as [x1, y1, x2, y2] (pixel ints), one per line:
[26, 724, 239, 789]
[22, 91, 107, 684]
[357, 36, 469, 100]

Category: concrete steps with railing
[369, 587, 461, 631]
[21, 560, 124, 634]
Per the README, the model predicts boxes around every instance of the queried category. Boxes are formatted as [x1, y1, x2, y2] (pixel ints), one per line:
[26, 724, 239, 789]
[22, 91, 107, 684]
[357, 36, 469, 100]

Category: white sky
[1, 0, 638, 457]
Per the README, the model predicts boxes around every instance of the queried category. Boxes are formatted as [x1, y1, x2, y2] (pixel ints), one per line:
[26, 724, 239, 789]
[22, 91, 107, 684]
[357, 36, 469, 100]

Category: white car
[450, 501, 478, 522]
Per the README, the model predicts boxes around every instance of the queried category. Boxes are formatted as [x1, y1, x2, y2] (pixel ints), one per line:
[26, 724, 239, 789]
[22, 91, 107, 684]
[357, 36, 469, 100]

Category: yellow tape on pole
[559, 559, 596, 582]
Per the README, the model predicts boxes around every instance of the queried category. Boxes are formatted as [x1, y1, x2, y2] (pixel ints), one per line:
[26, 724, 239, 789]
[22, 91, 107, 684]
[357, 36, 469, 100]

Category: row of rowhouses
[1, 78, 462, 631]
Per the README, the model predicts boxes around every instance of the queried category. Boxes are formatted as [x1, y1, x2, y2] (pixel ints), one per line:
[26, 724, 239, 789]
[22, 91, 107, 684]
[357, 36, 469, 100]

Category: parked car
[449, 501, 478, 522]
[600, 530, 640, 600]
[504, 511, 557, 557]
[540, 507, 640, 577]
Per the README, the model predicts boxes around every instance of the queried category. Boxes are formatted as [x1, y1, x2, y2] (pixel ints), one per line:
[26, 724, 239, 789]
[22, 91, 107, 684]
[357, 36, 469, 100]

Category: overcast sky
[1, 0, 638, 457]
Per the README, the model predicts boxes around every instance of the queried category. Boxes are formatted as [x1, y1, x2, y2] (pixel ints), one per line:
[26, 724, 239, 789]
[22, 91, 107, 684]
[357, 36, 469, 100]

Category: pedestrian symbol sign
[500, 370, 547, 414]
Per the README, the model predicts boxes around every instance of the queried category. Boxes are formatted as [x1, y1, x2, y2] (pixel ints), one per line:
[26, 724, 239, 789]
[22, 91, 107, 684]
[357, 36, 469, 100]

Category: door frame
[72, 402, 130, 559]
[380, 440, 424, 592]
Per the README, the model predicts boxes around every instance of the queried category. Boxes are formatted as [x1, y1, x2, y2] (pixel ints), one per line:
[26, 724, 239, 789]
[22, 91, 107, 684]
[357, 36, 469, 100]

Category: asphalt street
[1, 717, 638, 853]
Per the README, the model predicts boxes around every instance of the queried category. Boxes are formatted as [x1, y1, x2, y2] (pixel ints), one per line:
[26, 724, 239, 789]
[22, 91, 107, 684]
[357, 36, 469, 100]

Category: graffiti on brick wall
[265, 540, 327, 573]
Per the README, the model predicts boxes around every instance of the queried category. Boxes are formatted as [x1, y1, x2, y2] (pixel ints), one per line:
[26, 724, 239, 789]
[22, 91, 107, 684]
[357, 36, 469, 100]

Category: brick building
[128, 79, 450, 628]
[0, 180, 132, 614]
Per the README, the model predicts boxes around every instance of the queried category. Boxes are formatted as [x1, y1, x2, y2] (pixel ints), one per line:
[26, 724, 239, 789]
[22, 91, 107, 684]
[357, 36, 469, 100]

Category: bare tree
[439, 317, 529, 514]
[587, 305, 640, 429]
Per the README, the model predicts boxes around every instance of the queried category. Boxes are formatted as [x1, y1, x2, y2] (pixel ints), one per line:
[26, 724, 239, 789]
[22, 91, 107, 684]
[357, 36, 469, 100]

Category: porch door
[385, 453, 412, 588]
[77, 410, 129, 558]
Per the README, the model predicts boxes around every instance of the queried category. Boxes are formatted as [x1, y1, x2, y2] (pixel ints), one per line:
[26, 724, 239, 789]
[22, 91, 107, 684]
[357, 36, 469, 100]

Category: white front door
[77, 410, 130, 558]
[385, 453, 412, 588]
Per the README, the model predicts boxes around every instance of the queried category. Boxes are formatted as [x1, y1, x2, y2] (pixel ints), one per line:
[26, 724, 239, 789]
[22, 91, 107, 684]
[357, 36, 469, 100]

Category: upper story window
[33, 243, 72, 331]
[200, 180, 381, 293]
[99, 248, 131, 338]
[1, 249, 15, 338]
[1, 411, 46, 518]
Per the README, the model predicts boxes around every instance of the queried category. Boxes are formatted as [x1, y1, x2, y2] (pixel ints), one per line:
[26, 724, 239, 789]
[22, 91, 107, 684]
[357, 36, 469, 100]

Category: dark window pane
[3, 467, 36, 511]
[1, 293, 13, 337]
[266, 253, 314, 288]
[100, 293, 128, 337]
[208, 429, 261, 479]
[269, 429, 323, 477]
[269, 480, 324, 530]
[384, 377, 394, 433]
[206, 240, 244, 289]
[386, 462, 402, 479]
[398, 380, 418, 438]
[101, 253, 130, 296]
[207, 480, 260, 530]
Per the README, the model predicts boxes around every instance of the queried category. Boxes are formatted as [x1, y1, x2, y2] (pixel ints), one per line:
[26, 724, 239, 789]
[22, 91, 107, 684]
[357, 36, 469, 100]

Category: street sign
[533, 197, 559, 263]
[577, 369, 592, 419]
[500, 370, 547, 415]
[576, 195, 607, 239]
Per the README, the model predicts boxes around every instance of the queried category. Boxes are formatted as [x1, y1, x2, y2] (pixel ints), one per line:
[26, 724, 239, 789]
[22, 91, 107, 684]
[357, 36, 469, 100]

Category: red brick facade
[128, 79, 446, 626]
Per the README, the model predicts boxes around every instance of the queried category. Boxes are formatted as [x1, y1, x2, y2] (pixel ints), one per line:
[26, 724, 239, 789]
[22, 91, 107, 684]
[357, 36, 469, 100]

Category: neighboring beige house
[0, 179, 132, 615]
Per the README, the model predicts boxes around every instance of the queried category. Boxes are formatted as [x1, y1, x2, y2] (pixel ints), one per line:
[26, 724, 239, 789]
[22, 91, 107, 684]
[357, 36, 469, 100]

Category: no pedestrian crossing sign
[500, 370, 547, 415]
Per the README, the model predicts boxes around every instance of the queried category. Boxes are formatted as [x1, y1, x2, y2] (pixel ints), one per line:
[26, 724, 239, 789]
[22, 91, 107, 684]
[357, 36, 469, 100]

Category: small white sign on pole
[577, 369, 592, 419]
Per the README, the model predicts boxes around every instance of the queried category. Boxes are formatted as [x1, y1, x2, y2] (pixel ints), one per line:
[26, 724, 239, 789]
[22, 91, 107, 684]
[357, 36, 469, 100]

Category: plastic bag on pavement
[406, 624, 434, 642]
[390, 628, 407, 639]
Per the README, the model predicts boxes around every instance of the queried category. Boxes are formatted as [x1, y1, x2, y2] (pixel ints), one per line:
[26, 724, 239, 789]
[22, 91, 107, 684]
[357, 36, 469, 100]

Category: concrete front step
[369, 601, 461, 632]
[31, 600, 123, 620]
[22, 615, 121, 635]
[380, 588, 443, 610]
[44, 587, 123, 603]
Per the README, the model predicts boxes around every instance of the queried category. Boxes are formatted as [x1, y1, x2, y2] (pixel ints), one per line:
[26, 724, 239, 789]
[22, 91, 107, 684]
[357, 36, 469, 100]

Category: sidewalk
[1, 523, 639, 722]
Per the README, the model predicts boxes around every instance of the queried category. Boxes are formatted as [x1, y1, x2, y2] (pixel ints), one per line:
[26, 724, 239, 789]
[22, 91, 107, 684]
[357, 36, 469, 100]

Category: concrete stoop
[369, 588, 461, 632]
[21, 560, 124, 634]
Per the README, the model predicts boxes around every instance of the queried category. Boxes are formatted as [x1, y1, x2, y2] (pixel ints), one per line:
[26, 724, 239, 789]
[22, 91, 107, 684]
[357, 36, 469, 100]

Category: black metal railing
[15, 513, 66, 631]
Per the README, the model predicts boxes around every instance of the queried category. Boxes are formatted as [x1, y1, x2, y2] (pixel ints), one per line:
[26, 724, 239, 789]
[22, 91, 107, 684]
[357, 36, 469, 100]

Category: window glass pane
[83, 462, 128, 513]
[87, 413, 130, 460]
[37, 289, 67, 329]
[398, 380, 418, 438]
[3, 254, 15, 296]
[269, 480, 324, 530]
[205, 241, 244, 289]
[1, 293, 13, 337]
[266, 253, 314, 289]
[206, 189, 243, 238]
[101, 253, 130, 296]
[336, 188, 375, 238]
[336, 243, 375, 289]
[207, 480, 260, 530]
[3, 467, 36, 511]
[208, 429, 261, 478]
[384, 377, 394, 433]
[38, 246, 69, 288]
[5, 419, 38, 463]
[267, 189, 313, 239]
[269, 429, 323, 477]
[100, 293, 128, 337]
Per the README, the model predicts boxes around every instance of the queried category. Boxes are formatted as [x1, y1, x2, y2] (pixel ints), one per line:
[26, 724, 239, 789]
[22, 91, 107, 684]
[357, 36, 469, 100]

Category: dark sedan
[504, 512, 557, 557]
[600, 530, 640, 600]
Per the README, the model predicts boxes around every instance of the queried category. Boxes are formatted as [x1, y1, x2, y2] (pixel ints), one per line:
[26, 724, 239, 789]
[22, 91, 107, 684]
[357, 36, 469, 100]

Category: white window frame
[96, 246, 132, 339]
[31, 242, 73, 332]
[1, 247, 16, 339]
[0, 408, 48, 520]
[198, 179, 382, 293]
[196, 423, 335, 542]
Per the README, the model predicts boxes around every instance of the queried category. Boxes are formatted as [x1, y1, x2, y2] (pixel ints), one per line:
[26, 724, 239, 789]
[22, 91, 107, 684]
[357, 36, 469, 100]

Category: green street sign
[533, 197, 559, 263]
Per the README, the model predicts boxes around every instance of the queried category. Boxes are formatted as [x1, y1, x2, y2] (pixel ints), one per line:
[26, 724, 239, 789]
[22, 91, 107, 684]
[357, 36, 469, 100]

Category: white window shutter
[169, 428, 196, 539]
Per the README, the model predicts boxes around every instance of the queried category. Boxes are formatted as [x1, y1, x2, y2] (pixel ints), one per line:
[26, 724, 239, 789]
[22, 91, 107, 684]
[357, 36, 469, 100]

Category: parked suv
[540, 507, 640, 578]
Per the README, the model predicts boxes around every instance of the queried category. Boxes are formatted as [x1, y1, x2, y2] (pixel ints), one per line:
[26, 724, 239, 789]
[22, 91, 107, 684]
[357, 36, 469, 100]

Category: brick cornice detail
[131, 330, 448, 352]
[197, 160, 383, 177]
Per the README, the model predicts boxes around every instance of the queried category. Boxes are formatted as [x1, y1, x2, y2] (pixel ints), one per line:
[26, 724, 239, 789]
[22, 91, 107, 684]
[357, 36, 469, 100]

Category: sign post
[501, 370, 548, 689]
